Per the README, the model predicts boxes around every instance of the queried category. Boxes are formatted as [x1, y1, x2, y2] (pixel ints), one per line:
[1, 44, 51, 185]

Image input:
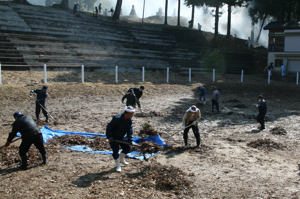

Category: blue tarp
[40, 126, 166, 160]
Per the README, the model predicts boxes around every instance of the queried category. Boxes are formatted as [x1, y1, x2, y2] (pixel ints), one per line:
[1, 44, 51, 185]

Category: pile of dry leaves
[247, 138, 285, 150]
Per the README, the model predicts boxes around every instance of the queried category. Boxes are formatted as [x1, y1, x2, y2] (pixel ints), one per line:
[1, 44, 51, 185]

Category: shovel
[36, 101, 64, 125]
[108, 139, 141, 147]
[0, 137, 22, 149]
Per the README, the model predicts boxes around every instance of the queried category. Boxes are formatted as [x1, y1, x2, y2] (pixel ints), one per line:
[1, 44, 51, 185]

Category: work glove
[256, 104, 259, 108]
[29, 92, 32, 96]
[182, 126, 185, 130]
[193, 121, 197, 125]
[4, 141, 11, 147]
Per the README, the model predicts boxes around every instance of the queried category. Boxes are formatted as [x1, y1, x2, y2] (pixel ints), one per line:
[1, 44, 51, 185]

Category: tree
[223, 0, 251, 38]
[178, 0, 181, 26]
[165, 0, 168, 25]
[112, 0, 123, 20]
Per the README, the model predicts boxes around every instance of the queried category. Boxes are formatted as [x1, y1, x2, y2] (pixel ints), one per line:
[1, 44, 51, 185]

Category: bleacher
[0, 3, 263, 74]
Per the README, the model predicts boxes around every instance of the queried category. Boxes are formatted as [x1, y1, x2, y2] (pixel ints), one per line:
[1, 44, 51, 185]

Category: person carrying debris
[4, 111, 47, 170]
[128, 85, 145, 112]
[106, 106, 135, 172]
[198, 85, 206, 105]
[182, 105, 201, 147]
[30, 85, 49, 122]
[122, 89, 137, 108]
[256, 95, 267, 130]
[211, 88, 221, 112]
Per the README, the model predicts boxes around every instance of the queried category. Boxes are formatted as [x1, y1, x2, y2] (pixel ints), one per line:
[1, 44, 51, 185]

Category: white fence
[0, 63, 299, 85]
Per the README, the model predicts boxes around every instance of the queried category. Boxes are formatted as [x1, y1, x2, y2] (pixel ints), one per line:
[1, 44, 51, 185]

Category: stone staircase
[0, 3, 265, 74]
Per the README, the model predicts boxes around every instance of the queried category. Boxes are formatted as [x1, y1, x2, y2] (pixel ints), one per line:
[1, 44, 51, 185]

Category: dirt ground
[0, 71, 299, 198]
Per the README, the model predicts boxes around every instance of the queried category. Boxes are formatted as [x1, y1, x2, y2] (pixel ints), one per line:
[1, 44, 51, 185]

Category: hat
[218, 88, 222, 91]
[128, 89, 134, 93]
[140, 86, 145, 90]
[189, 105, 197, 112]
[257, 95, 263, 99]
[13, 111, 23, 118]
[124, 106, 135, 113]
[42, 85, 48, 90]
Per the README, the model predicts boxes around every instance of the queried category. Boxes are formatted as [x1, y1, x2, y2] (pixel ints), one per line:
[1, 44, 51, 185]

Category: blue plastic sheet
[41, 126, 166, 160]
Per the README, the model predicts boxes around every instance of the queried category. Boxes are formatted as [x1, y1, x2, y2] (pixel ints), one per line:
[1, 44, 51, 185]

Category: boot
[115, 158, 121, 172]
[42, 154, 47, 164]
[139, 108, 143, 113]
[18, 155, 27, 170]
[45, 116, 49, 123]
[120, 153, 129, 165]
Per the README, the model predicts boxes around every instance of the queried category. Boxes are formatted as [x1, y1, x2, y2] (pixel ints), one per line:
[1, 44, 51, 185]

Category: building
[264, 21, 300, 75]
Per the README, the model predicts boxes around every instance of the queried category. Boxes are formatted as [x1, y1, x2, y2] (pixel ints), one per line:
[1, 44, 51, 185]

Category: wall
[284, 30, 300, 52]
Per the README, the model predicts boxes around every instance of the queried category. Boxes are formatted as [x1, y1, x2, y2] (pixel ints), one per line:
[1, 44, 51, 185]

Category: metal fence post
[268, 70, 271, 84]
[0, 63, 2, 85]
[241, 70, 244, 83]
[189, 68, 191, 82]
[297, 72, 299, 85]
[142, 67, 145, 82]
[81, 65, 84, 83]
[115, 66, 118, 83]
[166, 67, 169, 83]
[44, 64, 47, 83]
[213, 69, 215, 82]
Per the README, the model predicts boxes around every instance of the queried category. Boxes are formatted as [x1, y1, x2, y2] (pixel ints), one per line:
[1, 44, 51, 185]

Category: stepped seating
[0, 3, 263, 74]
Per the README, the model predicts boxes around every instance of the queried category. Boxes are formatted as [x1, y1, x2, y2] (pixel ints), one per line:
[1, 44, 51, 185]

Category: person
[4, 111, 47, 170]
[106, 106, 135, 172]
[128, 86, 145, 112]
[198, 23, 202, 31]
[256, 95, 267, 130]
[30, 85, 49, 122]
[188, 20, 193, 28]
[198, 85, 206, 105]
[98, 3, 102, 15]
[281, 64, 285, 76]
[95, 7, 98, 17]
[110, 7, 114, 16]
[122, 89, 137, 108]
[73, 3, 78, 14]
[182, 105, 201, 147]
[268, 62, 273, 76]
[246, 37, 252, 49]
[211, 88, 221, 112]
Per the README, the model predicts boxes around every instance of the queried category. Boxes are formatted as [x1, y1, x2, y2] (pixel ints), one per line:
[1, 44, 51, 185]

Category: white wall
[284, 30, 300, 52]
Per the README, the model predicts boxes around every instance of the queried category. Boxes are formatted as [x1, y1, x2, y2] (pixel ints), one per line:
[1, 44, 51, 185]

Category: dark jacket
[122, 93, 137, 107]
[31, 89, 48, 103]
[129, 88, 143, 99]
[258, 100, 267, 115]
[106, 113, 133, 142]
[7, 115, 41, 142]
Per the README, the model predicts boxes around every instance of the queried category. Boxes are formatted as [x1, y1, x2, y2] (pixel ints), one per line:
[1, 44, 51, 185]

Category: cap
[257, 95, 263, 99]
[189, 105, 197, 112]
[42, 85, 48, 90]
[128, 89, 134, 93]
[13, 111, 23, 118]
[124, 106, 135, 113]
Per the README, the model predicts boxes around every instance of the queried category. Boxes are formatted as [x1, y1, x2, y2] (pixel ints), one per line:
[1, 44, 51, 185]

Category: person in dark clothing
[122, 89, 137, 108]
[106, 106, 135, 172]
[95, 6, 98, 17]
[128, 85, 145, 112]
[198, 85, 206, 105]
[4, 112, 47, 170]
[211, 88, 221, 112]
[73, 3, 78, 14]
[256, 95, 267, 130]
[30, 85, 49, 122]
